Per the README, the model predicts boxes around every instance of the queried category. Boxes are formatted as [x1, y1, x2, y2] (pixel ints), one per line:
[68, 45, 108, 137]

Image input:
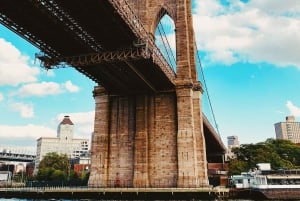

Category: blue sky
[0, 0, 300, 152]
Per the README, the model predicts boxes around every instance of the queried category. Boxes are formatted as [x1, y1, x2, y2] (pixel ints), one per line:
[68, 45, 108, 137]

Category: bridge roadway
[0, 0, 175, 94]
[0, 0, 226, 162]
[0, 152, 35, 163]
[0, 186, 229, 200]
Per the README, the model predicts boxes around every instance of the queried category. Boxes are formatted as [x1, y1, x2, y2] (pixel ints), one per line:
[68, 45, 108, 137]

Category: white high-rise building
[226, 135, 240, 160]
[275, 116, 300, 144]
[227, 135, 239, 148]
[35, 116, 89, 173]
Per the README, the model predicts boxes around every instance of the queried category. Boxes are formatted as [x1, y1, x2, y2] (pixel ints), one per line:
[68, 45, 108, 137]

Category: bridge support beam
[89, 84, 208, 188]
[89, 86, 178, 188]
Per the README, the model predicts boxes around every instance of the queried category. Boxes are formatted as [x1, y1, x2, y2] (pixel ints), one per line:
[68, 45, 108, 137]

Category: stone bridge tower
[88, 0, 208, 188]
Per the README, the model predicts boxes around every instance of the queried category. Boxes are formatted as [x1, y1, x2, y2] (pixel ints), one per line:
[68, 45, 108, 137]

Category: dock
[0, 186, 229, 200]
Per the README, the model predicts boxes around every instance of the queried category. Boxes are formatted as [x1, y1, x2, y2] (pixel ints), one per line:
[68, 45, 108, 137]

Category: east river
[0, 198, 268, 201]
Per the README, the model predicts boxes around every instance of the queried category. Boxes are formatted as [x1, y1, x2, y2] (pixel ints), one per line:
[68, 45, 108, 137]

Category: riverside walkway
[0, 186, 229, 200]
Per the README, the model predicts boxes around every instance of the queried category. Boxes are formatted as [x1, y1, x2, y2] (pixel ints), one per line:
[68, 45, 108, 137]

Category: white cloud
[9, 102, 34, 118]
[18, 81, 62, 97]
[193, 0, 300, 67]
[248, 0, 300, 15]
[55, 111, 95, 138]
[286, 101, 300, 116]
[0, 93, 3, 102]
[17, 81, 79, 97]
[41, 69, 55, 77]
[0, 38, 40, 86]
[64, 80, 80, 93]
[0, 124, 56, 140]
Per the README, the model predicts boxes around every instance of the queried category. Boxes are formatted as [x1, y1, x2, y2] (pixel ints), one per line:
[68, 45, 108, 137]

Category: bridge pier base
[88, 85, 209, 188]
[176, 82, 209, 188]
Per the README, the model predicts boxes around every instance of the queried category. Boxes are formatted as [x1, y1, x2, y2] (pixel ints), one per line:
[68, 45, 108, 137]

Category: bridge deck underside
[82, 59, 174, 94]
[0, 0, 174, 93]
[203, 117, 226, 162]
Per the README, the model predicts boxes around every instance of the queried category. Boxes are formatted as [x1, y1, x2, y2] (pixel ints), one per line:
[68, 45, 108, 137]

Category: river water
[0, 199, 265, 201]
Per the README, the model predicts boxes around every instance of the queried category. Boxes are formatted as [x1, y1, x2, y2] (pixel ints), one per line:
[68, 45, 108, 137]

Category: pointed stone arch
[150, 5, 177, 37]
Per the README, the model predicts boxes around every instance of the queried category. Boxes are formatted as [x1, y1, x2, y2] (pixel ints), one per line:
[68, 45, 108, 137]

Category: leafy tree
[36, 167, 54, 181]
[228, 159, 247, 175]
[229, 138, 300, 175]
[50, 170, 66, 181]
[39, 152, 69, 173]
[37, 152, 69, 182]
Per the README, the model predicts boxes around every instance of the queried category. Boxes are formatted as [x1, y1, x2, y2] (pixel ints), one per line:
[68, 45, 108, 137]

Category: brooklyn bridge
[0, 0, 226, 189]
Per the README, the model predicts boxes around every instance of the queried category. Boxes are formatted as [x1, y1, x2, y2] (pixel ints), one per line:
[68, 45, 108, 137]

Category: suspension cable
[157, 21, 176, 70]
[194, 41, 221, 136]
[157, 23, 174, 69]
[157, 26, 173, 69]
[158, 21, 176, 65]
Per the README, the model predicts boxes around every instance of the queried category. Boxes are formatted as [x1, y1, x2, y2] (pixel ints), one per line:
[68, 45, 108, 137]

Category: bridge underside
[0, 0, 175, 94]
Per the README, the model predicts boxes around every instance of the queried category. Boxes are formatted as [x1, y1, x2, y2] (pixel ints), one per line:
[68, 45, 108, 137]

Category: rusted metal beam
[125, 61, 157, 93]
[32, 0, 103, 52]
[36, 47, 150, 68]
[0, 12, 59, 57]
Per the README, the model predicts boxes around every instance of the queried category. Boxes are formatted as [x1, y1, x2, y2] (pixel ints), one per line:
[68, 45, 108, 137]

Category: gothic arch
[150, 5, 176, 37]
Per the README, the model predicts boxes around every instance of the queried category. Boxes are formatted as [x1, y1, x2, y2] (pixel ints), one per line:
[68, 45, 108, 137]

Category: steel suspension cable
[158, 21, 176, 65]
[194, 41, 221, 136]
[157, 24, 173, 69]
[157, 21, 176, 70]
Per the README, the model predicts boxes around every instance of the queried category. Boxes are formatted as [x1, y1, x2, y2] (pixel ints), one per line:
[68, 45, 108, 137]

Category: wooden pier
[0, 187, 229, 200]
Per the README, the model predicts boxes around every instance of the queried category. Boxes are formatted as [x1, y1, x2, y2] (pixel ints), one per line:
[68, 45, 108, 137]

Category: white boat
[251, 170, 300, 199]
[230, 163, 300, 199]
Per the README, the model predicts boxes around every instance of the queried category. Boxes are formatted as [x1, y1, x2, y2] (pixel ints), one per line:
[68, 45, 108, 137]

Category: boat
[230, 163, 300, 199]
[251, 169, 300, 199]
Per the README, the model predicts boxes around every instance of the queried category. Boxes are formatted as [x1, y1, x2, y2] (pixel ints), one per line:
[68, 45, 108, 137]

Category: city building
[227, 135, 240, 148]
[34, 116, 89, 173]
[274, 116, 300, 144]
[226, 135, 240, 160]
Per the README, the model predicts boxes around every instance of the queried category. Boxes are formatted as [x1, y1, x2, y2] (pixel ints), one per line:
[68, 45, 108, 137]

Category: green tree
[50, 169, 66, 181]
[229, 139, 300, 175]
[37, 152, 70, 182]
[228, 158, 247, 175]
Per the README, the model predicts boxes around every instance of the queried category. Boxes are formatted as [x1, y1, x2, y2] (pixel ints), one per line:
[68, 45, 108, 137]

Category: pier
[0, 187, 229, 200]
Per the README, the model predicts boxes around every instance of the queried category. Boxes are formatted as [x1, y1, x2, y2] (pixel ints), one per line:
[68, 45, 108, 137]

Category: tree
[228, 159, 247, 175]
[37, 152, 70, 182]
[229, 139, 300, 175]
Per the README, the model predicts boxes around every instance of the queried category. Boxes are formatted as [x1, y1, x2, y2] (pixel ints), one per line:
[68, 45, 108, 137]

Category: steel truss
[37, 44, 176, 83]
[0, 13, 60, 57]
[32, 0, 103, 53]
[1, 0, 176, 82]
[37, 47, 150, 68]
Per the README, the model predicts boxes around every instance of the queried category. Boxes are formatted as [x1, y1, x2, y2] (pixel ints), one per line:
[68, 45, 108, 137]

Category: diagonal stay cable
[158, 21, 176, 67]
[195, 41, 221, 137]
[157, 22, 175, 70]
